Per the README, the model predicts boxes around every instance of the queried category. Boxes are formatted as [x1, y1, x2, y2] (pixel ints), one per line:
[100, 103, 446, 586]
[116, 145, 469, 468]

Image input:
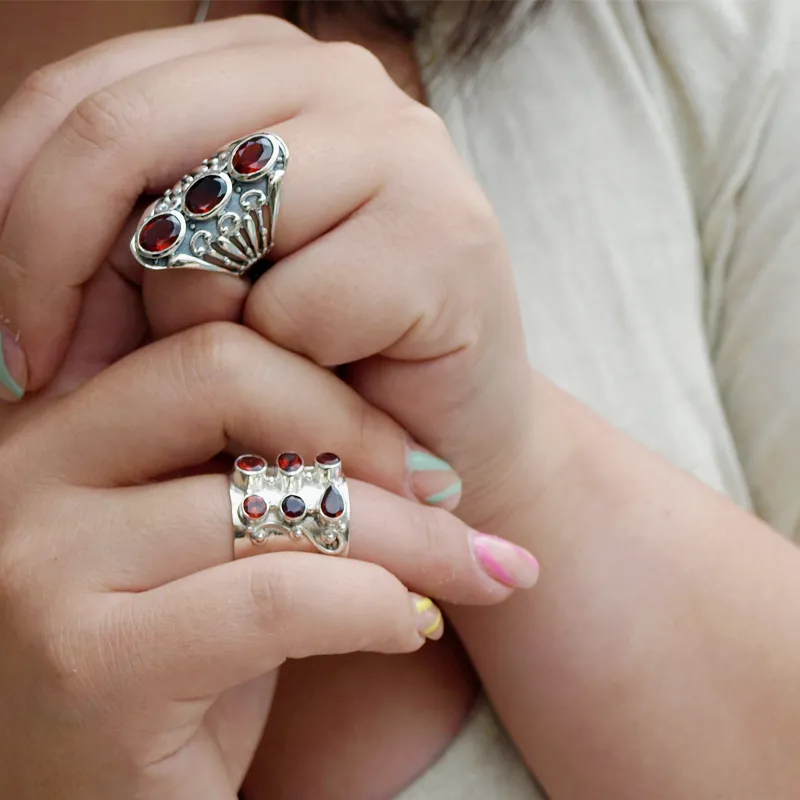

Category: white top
[401, 1, 800, 796]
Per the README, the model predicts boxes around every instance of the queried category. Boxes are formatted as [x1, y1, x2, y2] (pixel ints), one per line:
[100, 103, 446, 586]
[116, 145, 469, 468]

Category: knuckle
[234, 13, 308, 40]
[326, 40, 385, 74]
[395, 101, 450, 140]
[174, 321, 251, 388]
[18, 63, 73, 109]
[247, 564, 292, 632]
[245, 283, 302, 351]
[67, 86, 150, 153]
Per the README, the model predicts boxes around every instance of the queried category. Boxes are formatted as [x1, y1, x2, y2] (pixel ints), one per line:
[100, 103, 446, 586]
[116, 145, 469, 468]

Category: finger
[0, 15, 308, 221]
[140, 108, 389, 339]
[18, 323, 410, 496]
[242, 109, 490, 366]
[2, 41, 396, 390]
[148, 727, 238, 800]
[121, 553, 442, 699]
[76, 477, 532, 604]
[42, 263, 146, 398]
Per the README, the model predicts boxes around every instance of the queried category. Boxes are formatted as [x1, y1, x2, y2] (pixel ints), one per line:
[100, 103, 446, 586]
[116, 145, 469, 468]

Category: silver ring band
[230, 452, 350, 559]
[131, 132, 288, 277]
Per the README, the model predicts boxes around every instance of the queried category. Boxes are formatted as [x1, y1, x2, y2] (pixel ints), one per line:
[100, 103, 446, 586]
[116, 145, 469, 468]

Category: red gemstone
[320, 485, 345, 518]
[138, 213, 182, 254]
[236, 455, 266, 472]
[281, 494, 306, 520]
[277, 452, 303, 473]
[185, 174, 228, 216]
[243, 495, 267, 519]
[316, 452, 340, 467]
[231, 135, 274, 176]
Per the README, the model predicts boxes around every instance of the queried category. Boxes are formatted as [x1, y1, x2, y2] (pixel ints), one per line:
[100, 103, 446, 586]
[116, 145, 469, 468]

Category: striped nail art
[406, 445, 462, 512]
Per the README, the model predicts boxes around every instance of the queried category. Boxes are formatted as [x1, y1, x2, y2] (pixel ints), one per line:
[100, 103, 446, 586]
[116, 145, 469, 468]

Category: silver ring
[230, 452, 350, 559]
[131, 132, 288, 277]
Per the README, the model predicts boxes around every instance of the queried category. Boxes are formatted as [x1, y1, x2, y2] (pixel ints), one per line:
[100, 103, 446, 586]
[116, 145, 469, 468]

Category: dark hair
[285, 0, 548, 64]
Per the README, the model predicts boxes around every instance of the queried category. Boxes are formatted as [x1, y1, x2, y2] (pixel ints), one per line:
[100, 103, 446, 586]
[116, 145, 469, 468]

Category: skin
[0, 3, 515, 798]
[3, 3, 800, 799]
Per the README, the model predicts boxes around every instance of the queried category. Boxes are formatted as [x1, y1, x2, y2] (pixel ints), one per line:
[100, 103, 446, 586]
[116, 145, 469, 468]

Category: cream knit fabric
[400, 1, 800, 796]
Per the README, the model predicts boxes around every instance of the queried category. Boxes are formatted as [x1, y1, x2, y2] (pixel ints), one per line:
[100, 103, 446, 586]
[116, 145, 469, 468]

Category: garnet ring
[131, 132, 288, 277]
[230, 452, 349, 559]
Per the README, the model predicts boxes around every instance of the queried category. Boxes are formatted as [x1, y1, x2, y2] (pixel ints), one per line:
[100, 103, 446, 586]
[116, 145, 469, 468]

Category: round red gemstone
[321, 485, 345, 518]
[138, 213, 182, 254]
[185, 174, 228, 216]
[316, 452, 340, 467]
[236, 455, 266, 472]
[231, 135, 274, 176]
[277, 452, 303, 473]
[243, 495, 267, 519]
[281, 494, 306, 520]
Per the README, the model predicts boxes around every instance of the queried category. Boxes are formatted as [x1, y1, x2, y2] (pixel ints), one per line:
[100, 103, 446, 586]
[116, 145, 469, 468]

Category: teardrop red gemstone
[185, 174, 228, 216]
[236, 455, 266, 472]
[277, 452, 303, 473]
[231, 135, 274, 176]
[138, 213, 182, 253]
[321, 485, 345, 518]
[243, 495, 267, 519]
[281, 494, 306, 519]
[316, 452, 340, 467]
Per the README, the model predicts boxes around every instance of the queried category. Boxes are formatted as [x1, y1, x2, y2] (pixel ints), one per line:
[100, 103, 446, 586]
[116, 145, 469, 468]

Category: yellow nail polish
[412, 594, 444, 640]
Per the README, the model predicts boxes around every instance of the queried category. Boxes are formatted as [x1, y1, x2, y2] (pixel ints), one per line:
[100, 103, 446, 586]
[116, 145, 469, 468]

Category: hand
[0, 323, 536, 799]
[0, 15, 530, 528]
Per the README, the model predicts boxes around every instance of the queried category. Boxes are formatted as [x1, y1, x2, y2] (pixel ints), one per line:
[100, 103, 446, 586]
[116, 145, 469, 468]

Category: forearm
[450, 373, 800, 797]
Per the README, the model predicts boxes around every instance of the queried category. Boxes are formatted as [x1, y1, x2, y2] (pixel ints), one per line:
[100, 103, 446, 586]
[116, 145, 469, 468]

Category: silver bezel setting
[228, 134, 281, 182]
[181, 171, 233, 221]
[231, 453, 349, 559]
[131, 132, 288, 277]
[136, 211, 187, 258]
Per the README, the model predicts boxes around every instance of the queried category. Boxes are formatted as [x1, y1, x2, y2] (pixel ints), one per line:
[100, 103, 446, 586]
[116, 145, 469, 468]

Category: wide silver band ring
[230, 452, 350, 560]
[131, 132, 288, 278]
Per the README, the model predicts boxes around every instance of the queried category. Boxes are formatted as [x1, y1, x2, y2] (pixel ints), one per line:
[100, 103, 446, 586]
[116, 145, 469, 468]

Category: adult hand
[0, 323, 536, 799]
[0, 15, 531, 527]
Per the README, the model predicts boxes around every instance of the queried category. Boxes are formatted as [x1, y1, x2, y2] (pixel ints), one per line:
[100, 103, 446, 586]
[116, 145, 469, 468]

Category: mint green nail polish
[0, 327, 25, 400]
[425, 481, 463, 505]
[408, 450, 454, 473]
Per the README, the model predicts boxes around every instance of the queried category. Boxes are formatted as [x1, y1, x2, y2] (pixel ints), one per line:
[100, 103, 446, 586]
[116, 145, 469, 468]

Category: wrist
[457, 369, 591, 535]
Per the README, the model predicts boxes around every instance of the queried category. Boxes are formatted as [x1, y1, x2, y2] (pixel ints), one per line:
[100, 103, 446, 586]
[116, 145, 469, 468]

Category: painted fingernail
[406, 442, 462, 511]
[410, 593, 444, 640]
[0, 326, 26, 402]
[471, 533, 540, 589]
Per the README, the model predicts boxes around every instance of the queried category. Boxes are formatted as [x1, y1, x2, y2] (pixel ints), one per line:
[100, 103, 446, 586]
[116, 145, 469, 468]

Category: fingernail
[471, 533, 540, 589]
[0, 326, 26, 402]
[410, 593, 444, 640]
[406, 442, 462, 511]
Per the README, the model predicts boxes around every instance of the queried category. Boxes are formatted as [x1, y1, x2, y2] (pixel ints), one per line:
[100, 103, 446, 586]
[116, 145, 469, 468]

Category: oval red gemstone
[316, 452, 340, 467]
[138, 213, 182, 253]
[231, 135, 274, 176]
[243, 495, 267, 519]
[236, 455, 266, 472]
[185, 174, 228, 216]
[320, 485, 345, 518]
[281, 494, 306, 520]
[277, 452, 303, 473]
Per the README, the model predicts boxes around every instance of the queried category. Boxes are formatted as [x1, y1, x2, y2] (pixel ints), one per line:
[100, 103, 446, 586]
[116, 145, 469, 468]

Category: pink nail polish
[471, 532, 539, 589]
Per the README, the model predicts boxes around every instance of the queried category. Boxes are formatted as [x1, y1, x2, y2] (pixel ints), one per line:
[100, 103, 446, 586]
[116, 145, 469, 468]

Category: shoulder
[628, 0, 797, 216]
